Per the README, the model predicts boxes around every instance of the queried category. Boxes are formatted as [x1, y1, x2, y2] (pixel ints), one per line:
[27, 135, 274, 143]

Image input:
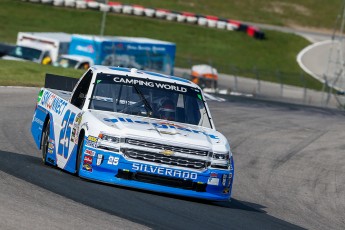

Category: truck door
[41, 51, 52, 65]
[70, 70, 93, 109]
[55, 70, 93, 170]
[77, 62, 90, 70]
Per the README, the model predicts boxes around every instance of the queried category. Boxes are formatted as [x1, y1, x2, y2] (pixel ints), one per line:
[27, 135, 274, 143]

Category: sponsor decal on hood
[103, 116, 219, 139]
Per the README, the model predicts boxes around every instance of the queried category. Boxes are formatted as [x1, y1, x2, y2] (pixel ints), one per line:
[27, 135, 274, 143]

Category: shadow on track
[0, 151, 305, 230]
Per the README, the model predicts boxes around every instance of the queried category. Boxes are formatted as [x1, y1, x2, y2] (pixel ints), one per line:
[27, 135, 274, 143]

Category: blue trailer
[68, 35, 176, 75]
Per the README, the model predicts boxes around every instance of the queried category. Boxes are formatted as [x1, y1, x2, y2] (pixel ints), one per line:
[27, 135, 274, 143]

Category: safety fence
[173, 60, 344, 109]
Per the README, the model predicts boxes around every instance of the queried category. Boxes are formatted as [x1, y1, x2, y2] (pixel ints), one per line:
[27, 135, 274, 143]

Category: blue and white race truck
[65, 35, 176, 75]
[31, 66, 234, 201]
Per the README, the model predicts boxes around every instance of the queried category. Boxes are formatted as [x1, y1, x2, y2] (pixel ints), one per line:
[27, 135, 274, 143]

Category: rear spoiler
[44, 73, 79, 92]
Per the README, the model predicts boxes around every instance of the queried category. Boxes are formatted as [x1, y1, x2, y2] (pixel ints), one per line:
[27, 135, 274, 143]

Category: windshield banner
[97, 73, 201, 96]
[113, 76, 187, 93]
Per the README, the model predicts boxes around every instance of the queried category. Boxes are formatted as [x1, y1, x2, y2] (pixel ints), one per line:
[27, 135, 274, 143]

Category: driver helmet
[158, 98, 176, 121]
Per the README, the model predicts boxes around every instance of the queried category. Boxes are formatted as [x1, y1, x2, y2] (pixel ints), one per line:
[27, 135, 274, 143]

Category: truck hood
[1, 55, 26, 61]
[89, 110, 227, 150]
[60, 54, 94, 64]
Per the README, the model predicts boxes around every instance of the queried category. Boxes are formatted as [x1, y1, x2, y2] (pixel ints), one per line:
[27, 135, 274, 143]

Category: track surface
[1, 87, 345, 230]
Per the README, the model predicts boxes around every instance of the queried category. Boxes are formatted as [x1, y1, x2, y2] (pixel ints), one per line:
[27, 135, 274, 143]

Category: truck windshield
[8, 46, 42, 62]
[89, 73, 212, 128]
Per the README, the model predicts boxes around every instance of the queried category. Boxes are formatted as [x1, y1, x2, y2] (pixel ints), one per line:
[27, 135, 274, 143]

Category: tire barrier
[22, 0, 265, 39]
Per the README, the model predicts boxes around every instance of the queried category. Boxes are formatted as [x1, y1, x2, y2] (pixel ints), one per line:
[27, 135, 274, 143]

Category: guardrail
[174, 65, 344, 110]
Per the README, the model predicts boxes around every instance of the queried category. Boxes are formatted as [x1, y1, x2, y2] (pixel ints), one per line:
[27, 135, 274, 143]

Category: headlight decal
[213, 153, 229, 160]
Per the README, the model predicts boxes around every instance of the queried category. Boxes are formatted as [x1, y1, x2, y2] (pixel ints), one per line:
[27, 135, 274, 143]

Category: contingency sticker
[86, 135, 98, 148]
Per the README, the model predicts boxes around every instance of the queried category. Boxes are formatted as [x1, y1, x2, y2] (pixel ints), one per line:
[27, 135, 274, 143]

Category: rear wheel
[41, 119, 50, 165]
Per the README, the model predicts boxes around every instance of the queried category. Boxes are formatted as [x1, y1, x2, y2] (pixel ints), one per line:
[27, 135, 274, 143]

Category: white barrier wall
[25, 0, 265, 39]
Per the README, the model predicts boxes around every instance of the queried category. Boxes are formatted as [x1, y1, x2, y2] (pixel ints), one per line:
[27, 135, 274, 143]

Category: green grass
[0, 60, 82, 87]
[0, 0, 324, 89]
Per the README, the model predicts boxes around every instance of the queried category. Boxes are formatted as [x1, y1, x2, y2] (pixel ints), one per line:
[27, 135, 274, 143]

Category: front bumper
[79, 142, 234, 201]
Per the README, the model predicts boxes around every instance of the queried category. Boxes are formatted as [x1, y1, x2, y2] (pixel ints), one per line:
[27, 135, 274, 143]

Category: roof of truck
[91, 65, 194, 86]
[18, 32, 72, 43]
[60, 54, 94, 62]
[72, 34, 175, 45]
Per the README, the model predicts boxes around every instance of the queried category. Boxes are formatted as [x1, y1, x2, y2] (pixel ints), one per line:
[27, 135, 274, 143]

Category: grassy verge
[120, 0, 340, 30]
[0, 60, 82, 87]
[0, 0, 323, 89]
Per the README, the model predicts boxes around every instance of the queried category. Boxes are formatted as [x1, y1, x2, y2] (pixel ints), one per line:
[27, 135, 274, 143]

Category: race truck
[2, 32, 71, 64]
[31, 66, 234, 201]
[190, 64, 218, 89]
[53, 54, 94, 70]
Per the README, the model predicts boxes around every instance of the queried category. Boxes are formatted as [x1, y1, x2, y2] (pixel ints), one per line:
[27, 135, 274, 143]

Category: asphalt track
[1, 87, 345, 230]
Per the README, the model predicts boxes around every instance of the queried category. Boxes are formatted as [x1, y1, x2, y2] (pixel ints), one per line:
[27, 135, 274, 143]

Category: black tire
[76, 137, 84, 176]
[41, 119, 50, 165]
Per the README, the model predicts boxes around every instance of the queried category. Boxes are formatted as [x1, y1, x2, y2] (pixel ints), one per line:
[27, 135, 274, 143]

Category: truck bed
[49, 89, 72, 102]
[44, 73, 79, 92]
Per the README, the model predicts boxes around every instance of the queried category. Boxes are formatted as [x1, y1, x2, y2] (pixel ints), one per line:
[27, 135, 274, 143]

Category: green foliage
[0, 60, 82, 87]
[0, 0, 324, 89]
[120, 0, 342, 29]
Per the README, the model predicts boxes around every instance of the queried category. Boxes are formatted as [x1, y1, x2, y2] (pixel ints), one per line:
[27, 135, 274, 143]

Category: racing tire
[41, 119, 50, 165]
[76, 137, 84, 176]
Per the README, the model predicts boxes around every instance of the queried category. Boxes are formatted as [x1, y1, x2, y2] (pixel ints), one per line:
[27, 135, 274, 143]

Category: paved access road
[0, 87, 344, 230]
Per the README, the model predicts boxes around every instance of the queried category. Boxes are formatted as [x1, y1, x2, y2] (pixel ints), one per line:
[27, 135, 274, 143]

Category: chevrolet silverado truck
[31, 65, 234, 201]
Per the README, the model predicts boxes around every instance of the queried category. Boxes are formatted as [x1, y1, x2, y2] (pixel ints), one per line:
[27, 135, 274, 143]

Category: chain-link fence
[173, 58, 344, 109]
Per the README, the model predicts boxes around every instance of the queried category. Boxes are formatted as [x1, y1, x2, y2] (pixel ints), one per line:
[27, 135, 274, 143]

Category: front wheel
[41, 119, 50, 165]
[76, 137, 84, 176]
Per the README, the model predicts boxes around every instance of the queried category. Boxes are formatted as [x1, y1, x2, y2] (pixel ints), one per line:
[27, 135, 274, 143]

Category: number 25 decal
[107, 156, 119, 165]
[58, 110, 76, 158]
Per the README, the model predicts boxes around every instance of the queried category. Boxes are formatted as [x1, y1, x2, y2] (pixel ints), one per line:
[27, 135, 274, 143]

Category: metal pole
[300, 72, 307, 104]
[254, 66, 260, 95]
[100, 0, 109, 36]
[232, 65, 238, 92]
[276, 70, 283, 98]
